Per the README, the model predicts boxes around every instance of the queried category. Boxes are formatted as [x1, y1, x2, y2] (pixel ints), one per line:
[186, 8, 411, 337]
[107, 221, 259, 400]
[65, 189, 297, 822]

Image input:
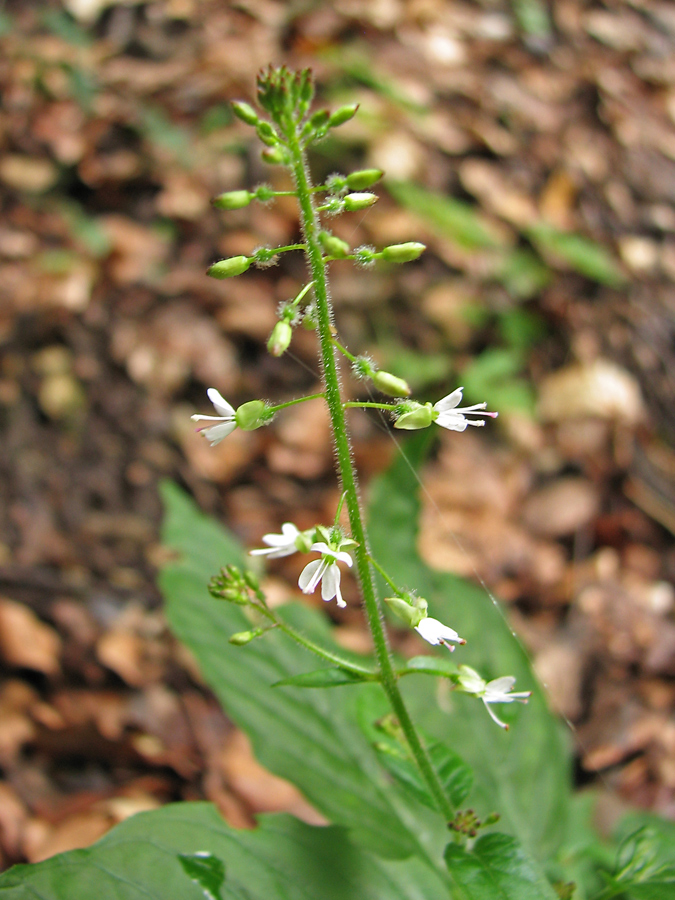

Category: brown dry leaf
[220, 730, 326, 825]
[24, 812, 113, 864]
[101, 215, 170, 285]
[538, 360, 645, 424]
[0, 782, 28, 861]
[522, 477, 601, 538]
[0, 599, 61, 675]
[0, 156, 59, 193]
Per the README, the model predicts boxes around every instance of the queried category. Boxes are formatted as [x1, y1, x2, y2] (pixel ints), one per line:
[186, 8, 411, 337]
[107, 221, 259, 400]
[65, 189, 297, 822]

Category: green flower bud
[256, 121, 279, 147]
[394, 402, 434, 430]
[213, 190, 252, 210]
[235, 400, 268, 431]
[455, 665, 486, 695]
[207, 256, 251, 279]
[328, 103, 359, 128]
[308, 109, 330, 130]
[346, 169, 383, 190]
[261, 146, 288, 165]
[343, 192, 378, 211]
[372, 370, 411, 397]
[384, 595, 428, 628]
[381, 242, 426, 263]
[319, 231, 350, 258]
[267, 320, 292, 357]
[231, 101, 259, 126]
[229, 629, 262, 646]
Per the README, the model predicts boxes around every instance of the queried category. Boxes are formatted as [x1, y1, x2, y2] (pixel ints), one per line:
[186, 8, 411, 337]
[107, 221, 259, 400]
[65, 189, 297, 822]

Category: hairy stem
[284, 125, 453, 821]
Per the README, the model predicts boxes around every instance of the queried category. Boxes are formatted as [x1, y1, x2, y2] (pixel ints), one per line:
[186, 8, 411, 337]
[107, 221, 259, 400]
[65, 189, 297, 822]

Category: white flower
[415, 616, 465, 651]
[432, 387, 498, 432]
[457, 665, 531, 730]
[298, 542, 353, 608]
[249, 523, 302, 559]
[191, 388, 237, 446]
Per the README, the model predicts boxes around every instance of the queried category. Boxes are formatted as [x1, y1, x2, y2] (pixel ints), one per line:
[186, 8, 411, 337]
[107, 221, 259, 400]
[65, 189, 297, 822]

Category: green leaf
[497, 249, 551, 300]
[402, 655, 459, 678]
[375, 742, 473, 811]
[600, 821, 675, 900]
[388, 181, 506, 250]
[444, 832, 559, 899]
[178, 852, 226, 900]
[527, 223, 625, 287]
[158, 482, 451, 870]
[273, 667, 370, 688]
[461, 348, 535, 414]
[0, 804, 447, 900]
[367, 438, 572, 862]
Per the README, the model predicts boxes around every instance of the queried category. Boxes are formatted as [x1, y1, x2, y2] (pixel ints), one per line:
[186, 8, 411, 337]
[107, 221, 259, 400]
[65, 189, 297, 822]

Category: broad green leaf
[159, 482, 450, 869]
[0, 803, 448, 900]
[367, 438, 571, 861]
[403, 655, 459, 678]
[527, 223, 625, 287]
[374, 742, 473, 812]
[599, 821, 675, 900]
[444, 833, 558, 899]
[178, 852, 226, 900]
[273, 667, 370, 688]
[388, 181, 506, 250]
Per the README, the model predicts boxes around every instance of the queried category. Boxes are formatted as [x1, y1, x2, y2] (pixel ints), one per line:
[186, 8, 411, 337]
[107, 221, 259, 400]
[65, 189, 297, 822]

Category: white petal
[435, 413, 469, 432]
[249, 544, 297, 559]
[485, 676, 517, 696]
[415, 616, 463, 646]
[298, 559, 326, 594]
[321, 563, 340, 602]
[309, 541, 331, 555]
[207, 388, 236, 418]
[333, 550, 353, 567]
[191, 414, 231, 423]
[202, 422, 237, 445]
[433, 388, 464, 413]
[280, 522, 300, 540]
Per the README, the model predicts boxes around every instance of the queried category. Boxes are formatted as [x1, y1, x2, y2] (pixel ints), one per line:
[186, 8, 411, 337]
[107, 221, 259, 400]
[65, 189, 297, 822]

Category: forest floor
[1, 0, 675, 868]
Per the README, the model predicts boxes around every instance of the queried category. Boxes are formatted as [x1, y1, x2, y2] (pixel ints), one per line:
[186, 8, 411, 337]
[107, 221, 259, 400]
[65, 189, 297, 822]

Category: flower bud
[256, 121, 279, 147]
[328, 104, 359, 128]
[372, 370, 411, 397]
[229, 629, 262, 646]
[261, 147, 289, 165]
[267, 320, 292, 357]
[319, 231, 350, 258]
[394, 403, 434, 430]
[207, 256, 251, 279]
[381, 242, 426, 263]
[213, 190, 252, 210]
[231, 101, 259, 126]
[235, 400, 268, 431]
[343, 192, 378, 211]
[346, 169, 383, 190]
[307, 109, 330, 131]
[384, 595, 428, 628]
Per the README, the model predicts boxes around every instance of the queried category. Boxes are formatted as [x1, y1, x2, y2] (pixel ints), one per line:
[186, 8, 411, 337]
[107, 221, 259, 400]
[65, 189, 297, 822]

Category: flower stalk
[281, 108, 455, 821]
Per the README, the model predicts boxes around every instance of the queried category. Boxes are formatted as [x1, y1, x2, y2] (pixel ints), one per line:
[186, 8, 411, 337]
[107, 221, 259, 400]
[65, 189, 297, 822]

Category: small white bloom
[432, 387, 498, 432]
[298, 541, 353, 608]
[191, 388, 237, 446]
[457, 665, 531, 730]
[249, 523, 301, 559]
[415, 616, 465, 650]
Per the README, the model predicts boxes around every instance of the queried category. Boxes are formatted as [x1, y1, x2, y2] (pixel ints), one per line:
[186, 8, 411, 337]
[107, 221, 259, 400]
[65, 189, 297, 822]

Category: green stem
[269, 392, 324, 413]
[368, 555, 403, 595]
[256, 604, 376, 677]
[284, 119, 453, 822]
[273, 243, 306, 254]
[343, 401, 397, 411]
[331, 339, 357, 363]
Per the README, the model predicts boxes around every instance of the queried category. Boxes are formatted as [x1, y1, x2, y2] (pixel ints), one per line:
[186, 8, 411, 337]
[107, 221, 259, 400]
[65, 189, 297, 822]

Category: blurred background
[1, 0, 674, 869]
